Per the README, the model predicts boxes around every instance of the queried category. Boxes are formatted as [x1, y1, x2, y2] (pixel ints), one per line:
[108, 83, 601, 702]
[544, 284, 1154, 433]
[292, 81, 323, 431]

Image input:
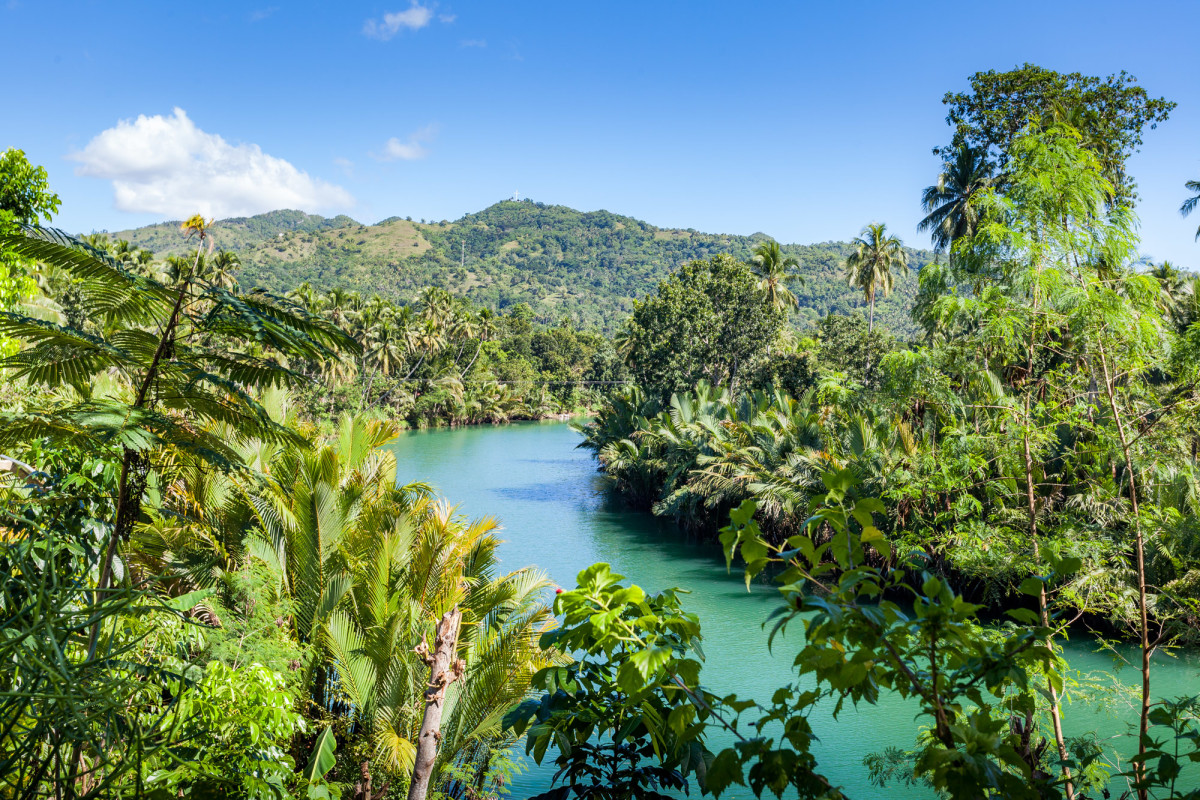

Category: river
[392, 420, 1200, 798]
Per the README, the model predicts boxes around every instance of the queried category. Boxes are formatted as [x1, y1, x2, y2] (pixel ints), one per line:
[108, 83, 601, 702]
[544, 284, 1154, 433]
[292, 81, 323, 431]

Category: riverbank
[390, 421, 1200, 799]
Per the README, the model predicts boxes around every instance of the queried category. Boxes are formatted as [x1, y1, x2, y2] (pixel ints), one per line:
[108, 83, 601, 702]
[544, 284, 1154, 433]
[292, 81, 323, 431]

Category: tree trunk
[359, 368, 377, 411]
[1096, 347, 1153, 800]
[1022, 396, 1074, 799]
[865, 292, 876, 379]
[354, 760, 388, 800]
[462, 341, 482, 378]
[408, 608, 465, 800]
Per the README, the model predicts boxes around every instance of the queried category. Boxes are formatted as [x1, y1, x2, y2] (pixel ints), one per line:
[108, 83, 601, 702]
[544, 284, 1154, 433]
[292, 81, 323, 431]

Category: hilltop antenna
[512, 189, 520, 201]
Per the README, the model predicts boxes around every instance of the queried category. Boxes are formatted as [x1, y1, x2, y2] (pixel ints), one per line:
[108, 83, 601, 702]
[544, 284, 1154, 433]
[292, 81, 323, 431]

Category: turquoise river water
[391, 420, 1199, 799]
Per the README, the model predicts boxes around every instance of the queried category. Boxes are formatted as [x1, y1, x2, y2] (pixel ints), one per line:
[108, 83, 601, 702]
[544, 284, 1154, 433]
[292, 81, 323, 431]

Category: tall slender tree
[749, 239, 802, 311]
[1182, 178, 1200, 240]
[844, 222, 908, 335]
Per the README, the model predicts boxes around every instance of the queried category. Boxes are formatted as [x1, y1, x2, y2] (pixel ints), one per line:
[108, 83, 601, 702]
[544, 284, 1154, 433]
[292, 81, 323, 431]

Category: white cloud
[70, 108, 353, 219]
[333, 157, 355, 177]
[372, 125, 438, 161]
[363, 2, 434, 40]
[438, 13, 456, 23]
[460, 38, 486, 48]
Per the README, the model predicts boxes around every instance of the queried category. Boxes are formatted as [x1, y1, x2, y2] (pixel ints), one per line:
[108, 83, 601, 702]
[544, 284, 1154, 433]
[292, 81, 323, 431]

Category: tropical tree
[843, 222, 908, 335]
[918, 145, 999, 256]
[936, 64, 1174, 203]
[0, 218, 356, 617]
[1182, 178, 1200, 240]
[0, 148, 59, 322]
[749, 239, 801, 311]
[287, 281, 325, 315]
[248, 414, 556, 788]
[1148, 260, 1188, 327]
[623, 255, 784, 401]
[208, 250, 241, 290]
[0, 218, 355, 797]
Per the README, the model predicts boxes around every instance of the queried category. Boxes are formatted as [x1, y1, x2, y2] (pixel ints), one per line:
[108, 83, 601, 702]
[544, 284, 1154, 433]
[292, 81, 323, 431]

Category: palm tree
[248, 415, 556, 784]
[413, 318, 446, 362]
[0, 219, 356, 589]
[1182, 179, 1200, 241]
[1149, 261, 1187, 324]
[325, 287, 354, 328]
[419, 286, 454, 325]
[1177, 275, 1200, 333]
[476, 307, 498, 342]
[361, 314, 406, 407]
[359, 294, 391, 331]
[207, 250, 240, 292]
[749, 240, 802, 311]
[918, 146, 998, 256]
[366, 316, 405, 377]
[844, 222, 908, 334]
[286, 281, 324, 315]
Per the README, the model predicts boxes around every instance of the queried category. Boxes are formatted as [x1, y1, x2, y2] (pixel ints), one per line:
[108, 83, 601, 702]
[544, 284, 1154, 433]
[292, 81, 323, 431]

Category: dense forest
[2, 62, 1200, 800]
[110, 202, 933, 335]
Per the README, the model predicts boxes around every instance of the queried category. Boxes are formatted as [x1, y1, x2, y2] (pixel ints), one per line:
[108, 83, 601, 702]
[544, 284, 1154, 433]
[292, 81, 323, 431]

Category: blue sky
[5, 1, 1199, 265]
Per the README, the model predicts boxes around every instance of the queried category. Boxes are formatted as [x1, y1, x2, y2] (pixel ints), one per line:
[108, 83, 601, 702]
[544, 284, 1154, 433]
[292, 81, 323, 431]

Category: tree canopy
[937, 64, 1174, 202]
[623, 254, 784, 402]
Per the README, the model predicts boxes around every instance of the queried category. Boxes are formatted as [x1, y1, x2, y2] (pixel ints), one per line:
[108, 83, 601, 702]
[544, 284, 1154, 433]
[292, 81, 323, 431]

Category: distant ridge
[110, 200, 933, 334]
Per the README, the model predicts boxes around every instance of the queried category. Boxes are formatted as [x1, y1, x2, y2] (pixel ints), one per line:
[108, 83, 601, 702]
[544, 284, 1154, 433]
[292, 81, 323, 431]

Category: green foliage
[199, 568, 310, 697]
[111, 201, 934, 335]
[623, 254, 785, 402]
[299, 727, 341, 799]
[273, 280, 620, 426]
[244, 413, 556, 785]
[1128, 697, 1200, 799]
[1181, 178, 1200, 241]
[709, 486, 1071, 799]
[937, 64, 1174, 202]
[505, 563, 715, 800]
[0, 508, 159, 799]
[108, 209, 359, 255]
[918, 145, 999, 255]
[0, 148, 60, 230]
[0, 148, 60, 347]
[143, 661, 307, 799]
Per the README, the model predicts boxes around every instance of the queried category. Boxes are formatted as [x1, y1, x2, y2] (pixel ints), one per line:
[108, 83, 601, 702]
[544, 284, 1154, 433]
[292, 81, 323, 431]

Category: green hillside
[112, 200, 934, 335]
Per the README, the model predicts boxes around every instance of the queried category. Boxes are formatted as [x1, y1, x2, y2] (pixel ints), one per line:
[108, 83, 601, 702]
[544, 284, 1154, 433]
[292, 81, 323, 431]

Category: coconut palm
[207, 250, 240, 292]
[476, 307, 499, 342]
[361, 314, 407, 407]
[413, 318, 446, 361]
[1172, 274, 1200, 334]
[844, 222, 908, 334]
[1182, 179, 1200, 241]
[1149, 261, 1188, 326]
[365, 316, 406, 378]
[918, 146, 998, 256]
[358, 294, 392, 334]
[286, 281, 325, 315]
[749, 239, 802, 311]
[419, 286, 454, 325]
[325, 287, 354, 328]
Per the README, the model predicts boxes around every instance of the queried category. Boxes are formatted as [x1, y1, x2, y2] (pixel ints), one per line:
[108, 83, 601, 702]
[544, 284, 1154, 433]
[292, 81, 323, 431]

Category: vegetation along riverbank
[1, 61, 1199, 800]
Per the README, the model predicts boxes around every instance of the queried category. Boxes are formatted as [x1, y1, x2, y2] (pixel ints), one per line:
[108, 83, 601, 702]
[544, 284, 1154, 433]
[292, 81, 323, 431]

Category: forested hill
[110, 200, 933, 334]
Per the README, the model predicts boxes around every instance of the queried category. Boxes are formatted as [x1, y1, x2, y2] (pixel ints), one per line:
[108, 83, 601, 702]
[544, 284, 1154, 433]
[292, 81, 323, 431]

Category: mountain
[110, 200, 934, 335]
